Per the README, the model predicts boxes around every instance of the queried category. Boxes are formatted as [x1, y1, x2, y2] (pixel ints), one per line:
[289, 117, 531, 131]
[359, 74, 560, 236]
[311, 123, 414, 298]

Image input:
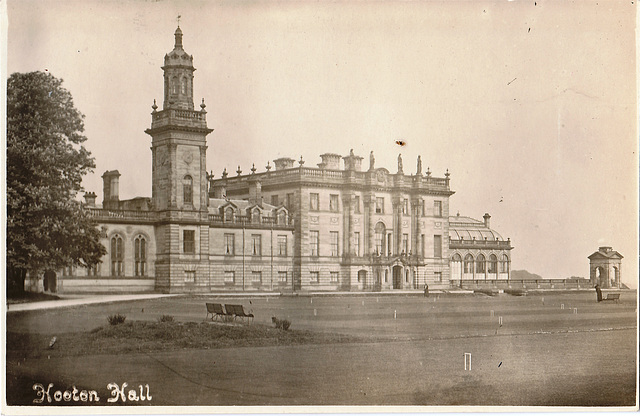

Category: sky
[4, 0, 638, 287]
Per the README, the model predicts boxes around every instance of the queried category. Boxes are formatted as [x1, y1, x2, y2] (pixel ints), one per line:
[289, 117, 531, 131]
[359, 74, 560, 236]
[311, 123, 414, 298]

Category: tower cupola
[162, 26, 195, 110]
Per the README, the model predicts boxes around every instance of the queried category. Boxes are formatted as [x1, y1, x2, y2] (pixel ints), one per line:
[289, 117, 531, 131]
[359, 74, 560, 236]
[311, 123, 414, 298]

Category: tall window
[278, 271, 287, 283]
[286, 193, 294, 210]
[183, 175, 193, 205]
[500, 254, 509, 273]
[434, 235, 442, 258]
[421, 234, 425, 257]
[374, 222, 385, 255]
[183, 230, 195, 253]
[277, 235, 287, 256]
[354, 195, 360, 213]
[251, 235, 262, 256]
[330, 194, 339, 211]
[172, 76, 178, 94]
[435, 271, 442, 282]
[330, 272, 339, 283]
[310, 193, 319, 211]
[271, 195, 279, 206]
[488, 254, 498, 274]
[354, 232, 360, 256]
[252, 271, 262, 283]
[330, 231, 339, 256]
[181, 77, 188, 94]
[224, 271, 235, 283]
[110, 234, 124, 276]
[224, 233, 235, 255]
[421, 199, 426, 217]
[375, 197, 384, 214]
[402, 233, 409, 254]
[402, 199, 409, 215]
[434, 200, 443, 217]
[476, 254, 486, 273]
[310, 230, 319, 256]
[310, 271, 320, 283]
[464, 254, 474, 274]
[134, 235, 146, 276]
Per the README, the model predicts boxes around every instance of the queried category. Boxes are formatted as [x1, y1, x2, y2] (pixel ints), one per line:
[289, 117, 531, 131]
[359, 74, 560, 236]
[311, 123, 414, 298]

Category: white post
[464, 353, 472, 371]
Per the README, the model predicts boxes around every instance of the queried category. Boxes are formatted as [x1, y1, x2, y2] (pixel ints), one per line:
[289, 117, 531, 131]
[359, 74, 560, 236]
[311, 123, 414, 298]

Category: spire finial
[177, 15, 181, 28]
[174, 20, 183, 48]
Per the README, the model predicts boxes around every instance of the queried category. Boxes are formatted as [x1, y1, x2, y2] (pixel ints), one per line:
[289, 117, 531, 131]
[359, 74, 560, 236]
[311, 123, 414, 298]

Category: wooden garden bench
[226, 304, 254, 324]
[205, 302, 227, 321]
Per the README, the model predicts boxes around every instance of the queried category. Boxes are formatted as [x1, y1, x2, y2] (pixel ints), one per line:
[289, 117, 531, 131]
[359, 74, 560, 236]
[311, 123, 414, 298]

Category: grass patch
[7, 321, 363, 358]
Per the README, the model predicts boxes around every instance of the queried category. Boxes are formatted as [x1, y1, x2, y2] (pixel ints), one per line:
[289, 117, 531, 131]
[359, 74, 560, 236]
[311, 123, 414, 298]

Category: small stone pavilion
[588, 246, 623, 289]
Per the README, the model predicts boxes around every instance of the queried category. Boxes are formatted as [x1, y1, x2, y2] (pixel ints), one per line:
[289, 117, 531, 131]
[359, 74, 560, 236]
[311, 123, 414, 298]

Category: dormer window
[225, 207, 234, 222]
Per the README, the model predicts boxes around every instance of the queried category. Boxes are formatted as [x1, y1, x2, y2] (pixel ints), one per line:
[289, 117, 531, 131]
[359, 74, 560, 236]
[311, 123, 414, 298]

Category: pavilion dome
[449, 213, 505, 241]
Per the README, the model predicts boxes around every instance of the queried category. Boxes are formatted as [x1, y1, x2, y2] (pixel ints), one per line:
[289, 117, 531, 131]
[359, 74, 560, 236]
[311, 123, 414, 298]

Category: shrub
[107, 314, 127, 325]
[272, 317, 291, 331]
[158, 315, 175, 323]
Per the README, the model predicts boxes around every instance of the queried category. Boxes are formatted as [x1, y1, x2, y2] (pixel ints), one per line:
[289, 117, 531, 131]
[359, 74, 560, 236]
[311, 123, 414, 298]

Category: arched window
[488, 254, 498, 274]
[111, 234, 124, 276]
[451, 253, 463, 280]
[171, 76, 178, 95]
[181, 77, 188, 95]
[278, 211, 287, 225]
[464, 254, 474, 274]
[134, 235, 146, 277]
[500, 254, 509, 273]
[476, 254, 486, 274]
[252, 208, 260, 223]
[374, 222, 386, 255]
[183, 175, 193, 205]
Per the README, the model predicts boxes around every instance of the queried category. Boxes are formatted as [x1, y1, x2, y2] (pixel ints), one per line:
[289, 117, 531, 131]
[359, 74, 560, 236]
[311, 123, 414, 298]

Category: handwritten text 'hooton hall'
[33, 382, 152, 403]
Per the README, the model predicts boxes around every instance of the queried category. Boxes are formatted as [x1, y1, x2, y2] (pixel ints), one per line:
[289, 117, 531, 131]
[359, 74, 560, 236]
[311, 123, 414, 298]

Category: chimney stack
[102, 170, 121, 209]
[248, 179, 262, 205]
[483, 213, 491, 228]
[83, 192, 97, 207]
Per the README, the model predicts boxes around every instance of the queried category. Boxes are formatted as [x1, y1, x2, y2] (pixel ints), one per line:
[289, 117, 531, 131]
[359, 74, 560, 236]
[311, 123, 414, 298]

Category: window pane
[434, 235, 442, 258]
[330, 231, 339, 256]
[330, 194, 339, 211]
[310, 193, 319, 211]
[183, 230, 195, 253]
[310, 231, 319, 256]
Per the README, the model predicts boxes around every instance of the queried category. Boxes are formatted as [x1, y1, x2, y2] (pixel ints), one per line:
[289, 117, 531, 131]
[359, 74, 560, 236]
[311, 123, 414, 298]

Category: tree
[6, 71, 106, 295]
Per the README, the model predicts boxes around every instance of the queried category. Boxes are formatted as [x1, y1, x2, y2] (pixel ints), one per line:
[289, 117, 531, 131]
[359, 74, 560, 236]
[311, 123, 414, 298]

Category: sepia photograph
[2, 0, 638, 413]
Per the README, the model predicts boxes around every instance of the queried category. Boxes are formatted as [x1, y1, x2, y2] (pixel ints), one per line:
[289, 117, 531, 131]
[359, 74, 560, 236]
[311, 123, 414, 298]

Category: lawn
[5, 291, 637, 407]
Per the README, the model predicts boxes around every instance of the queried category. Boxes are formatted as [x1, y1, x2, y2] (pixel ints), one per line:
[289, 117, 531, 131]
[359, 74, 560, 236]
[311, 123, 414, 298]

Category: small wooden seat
[230, 304, 254, 324]
[602, 293, 620, 303]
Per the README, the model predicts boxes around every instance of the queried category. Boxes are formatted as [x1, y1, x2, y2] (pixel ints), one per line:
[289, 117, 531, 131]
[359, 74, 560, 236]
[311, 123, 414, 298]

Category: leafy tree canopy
[7, 71, 106, 293]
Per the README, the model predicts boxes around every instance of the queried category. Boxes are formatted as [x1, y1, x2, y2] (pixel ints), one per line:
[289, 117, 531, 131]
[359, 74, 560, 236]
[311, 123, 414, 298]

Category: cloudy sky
[5, 0, 637, 286]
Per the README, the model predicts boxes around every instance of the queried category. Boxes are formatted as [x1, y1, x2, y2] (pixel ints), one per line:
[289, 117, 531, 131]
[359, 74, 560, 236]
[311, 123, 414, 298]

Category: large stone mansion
[28, 27, 513, 294]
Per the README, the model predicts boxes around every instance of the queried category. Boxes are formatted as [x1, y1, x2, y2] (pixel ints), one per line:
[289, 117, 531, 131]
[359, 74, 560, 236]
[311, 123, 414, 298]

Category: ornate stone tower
[145, 26, 213, 293]
[588, 246, 623, 289]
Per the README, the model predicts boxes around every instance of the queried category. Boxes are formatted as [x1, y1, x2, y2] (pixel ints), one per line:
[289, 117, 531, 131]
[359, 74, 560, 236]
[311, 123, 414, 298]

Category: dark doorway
[44, 270, 57, 293]
[392, 265, 403, 289]
[358, 270, 368, 289]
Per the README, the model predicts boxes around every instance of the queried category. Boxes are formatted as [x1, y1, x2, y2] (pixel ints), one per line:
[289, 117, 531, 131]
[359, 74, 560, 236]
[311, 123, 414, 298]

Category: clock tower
[145, 26, 213, 292]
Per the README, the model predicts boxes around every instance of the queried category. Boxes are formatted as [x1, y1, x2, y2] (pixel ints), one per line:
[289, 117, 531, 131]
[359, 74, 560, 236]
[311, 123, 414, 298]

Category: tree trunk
[7, 267, 26, 297]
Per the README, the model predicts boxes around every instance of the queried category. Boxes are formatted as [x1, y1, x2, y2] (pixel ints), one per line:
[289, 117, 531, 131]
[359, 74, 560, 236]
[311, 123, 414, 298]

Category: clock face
[183, 151, 194, 165]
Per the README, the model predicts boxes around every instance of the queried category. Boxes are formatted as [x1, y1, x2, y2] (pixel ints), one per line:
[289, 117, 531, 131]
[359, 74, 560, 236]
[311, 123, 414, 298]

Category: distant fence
[451, 279, 592, 289]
